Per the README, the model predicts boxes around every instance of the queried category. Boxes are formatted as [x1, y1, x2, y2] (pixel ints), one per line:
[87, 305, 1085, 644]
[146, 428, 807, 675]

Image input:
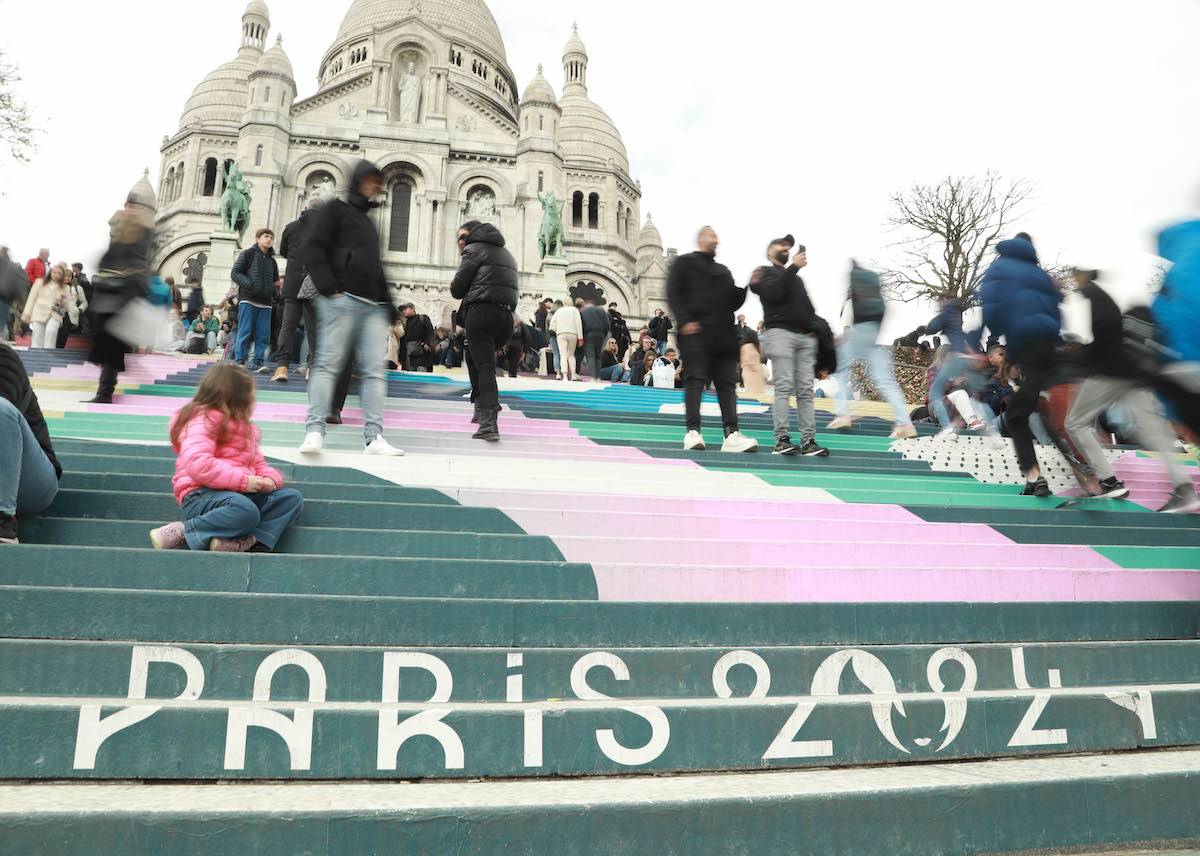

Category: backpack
[1123, 305, 1176, 375]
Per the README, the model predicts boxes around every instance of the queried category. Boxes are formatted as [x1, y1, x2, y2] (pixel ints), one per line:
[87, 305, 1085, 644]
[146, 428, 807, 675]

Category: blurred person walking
[581, 297, 611, 381]
[450, 220, 520, 442]
[273, 198, 324, 382]
[0, 248, 29, 342]
[669, 226, 758, 453]
[299, 160, 404, 457]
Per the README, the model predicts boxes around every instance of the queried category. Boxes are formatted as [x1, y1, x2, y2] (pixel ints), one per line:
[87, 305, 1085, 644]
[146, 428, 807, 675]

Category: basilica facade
[151, 0, 671, 327]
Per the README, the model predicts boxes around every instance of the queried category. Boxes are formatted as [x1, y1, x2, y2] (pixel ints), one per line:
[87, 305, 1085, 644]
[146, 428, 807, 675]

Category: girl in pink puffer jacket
[149, 363, 303, 553]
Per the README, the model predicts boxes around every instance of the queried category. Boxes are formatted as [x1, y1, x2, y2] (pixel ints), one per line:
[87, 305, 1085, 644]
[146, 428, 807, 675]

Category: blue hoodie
[980, 238, 1061, 353]
[1154, 218, 1200, 363]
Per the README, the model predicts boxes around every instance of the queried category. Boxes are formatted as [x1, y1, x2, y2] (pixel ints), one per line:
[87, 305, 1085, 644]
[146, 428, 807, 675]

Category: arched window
[281, 89, 287, 107]
[588, 193, 600, 230]
[162, 167, 175, 204]
[175, 161, 185, 200]
[571, 192, 583, 229]
[617, 201, 624, 238]
[626, 210, 635, 242]
[264, 85, 271, 104]
[202, 158, 219, 197]
[537, 172, 544, 193]
[389, 177, 414, 253]
[538, 114, 544, 131]
[254, 145, 264, 167]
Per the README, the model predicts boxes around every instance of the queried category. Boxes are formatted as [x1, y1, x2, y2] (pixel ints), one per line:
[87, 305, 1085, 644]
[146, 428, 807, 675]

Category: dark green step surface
[5, 755, 1195, 855]
[1096, 546, 1200, 571]
[59, 472, 458, 504]
[53, 453, 411, 487]
[3, 639, 1197, 703]
[43, 490, 522, 534]
[3, 587, 1196, 647]
[16, 518, 566, 561]
[0, 546, 596, 601]
[0, 684, 1191, 780]
[913, 506, 1191, 528]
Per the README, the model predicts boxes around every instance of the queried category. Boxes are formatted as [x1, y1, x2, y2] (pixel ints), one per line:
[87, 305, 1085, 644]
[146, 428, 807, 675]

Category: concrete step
[3, 587, 1196, 647]
[5, 750, 1194, 854]
[0, 681, 1192, 780]
[59, 471, 458, 504]
[4, 639, 1197, 702]
[1, 546, 597, 601]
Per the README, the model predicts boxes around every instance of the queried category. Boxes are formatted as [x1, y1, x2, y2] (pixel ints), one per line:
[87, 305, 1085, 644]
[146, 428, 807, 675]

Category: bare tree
[880, 173, 1032, 307]
[0, 49, 35, 162]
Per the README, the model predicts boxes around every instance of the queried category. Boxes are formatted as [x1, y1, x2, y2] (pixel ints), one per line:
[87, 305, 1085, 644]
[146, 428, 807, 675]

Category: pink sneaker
[149, 522, 186, 550]
[208, 535, 257, 553]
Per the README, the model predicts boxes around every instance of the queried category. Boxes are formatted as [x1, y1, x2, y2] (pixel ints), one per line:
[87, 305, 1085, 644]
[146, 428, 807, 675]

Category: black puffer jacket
[231, 246, 279, 306]
[278, 208, 317, 300]
[303, 161, 390, 304]
[749, 263, 816, 335]
[0, 344, 62, 478]
[450, 223, 519, 309]
[667, 251, 747, 355]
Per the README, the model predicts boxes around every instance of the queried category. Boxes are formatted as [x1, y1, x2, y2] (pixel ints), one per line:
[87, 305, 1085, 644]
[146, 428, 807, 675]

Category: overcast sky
[3, 0, 1199, 334]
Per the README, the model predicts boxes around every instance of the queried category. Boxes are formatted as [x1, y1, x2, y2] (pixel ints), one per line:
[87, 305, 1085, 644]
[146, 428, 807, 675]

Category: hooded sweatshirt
[450, 222, 520, 309]
[303, 161, 390, 304]
[980, 237, 1061, 353]
[1154, 218, 1200, 363]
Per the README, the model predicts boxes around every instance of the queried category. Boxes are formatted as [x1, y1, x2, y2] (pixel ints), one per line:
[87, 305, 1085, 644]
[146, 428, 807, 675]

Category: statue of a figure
[467, 188, 496, 219]
[397, 61, 422, 123]
[219, 161, 253, 243]
[537, 191, 566, 259]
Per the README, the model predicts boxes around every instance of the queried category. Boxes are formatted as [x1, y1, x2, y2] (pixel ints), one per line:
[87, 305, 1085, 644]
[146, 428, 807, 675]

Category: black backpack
[1122, 305, 1176, 376]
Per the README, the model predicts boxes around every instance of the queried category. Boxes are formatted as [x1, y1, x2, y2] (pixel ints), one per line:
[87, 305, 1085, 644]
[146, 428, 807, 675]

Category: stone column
[202, 231, 241, 305]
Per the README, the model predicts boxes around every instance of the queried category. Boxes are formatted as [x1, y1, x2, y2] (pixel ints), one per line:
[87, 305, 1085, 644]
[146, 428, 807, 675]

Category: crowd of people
[3, 158, 1199, 553]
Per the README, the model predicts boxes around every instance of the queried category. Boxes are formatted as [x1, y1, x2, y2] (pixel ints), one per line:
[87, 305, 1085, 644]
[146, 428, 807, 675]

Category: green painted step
[984, 524, 1200, 549]
[4, 639, 1197, 703]
[17, 519, 566, 561]
[730, 468, 1038, 496]
[44, 489, 522, 534]
[3, 753, 1197, 855]
[3, 587, 1196, 647]
[0, 546, 596, 601]
[1096, 546, 1200, 571]
[59, 472, 457, 504]
[914, 506, 1183, 528]
[0, 683, 1190, 780]
[567, 420, 898, 453]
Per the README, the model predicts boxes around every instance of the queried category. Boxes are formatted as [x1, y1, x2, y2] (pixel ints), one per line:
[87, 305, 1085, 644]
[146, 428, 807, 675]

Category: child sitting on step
[149, 363, 303, 553]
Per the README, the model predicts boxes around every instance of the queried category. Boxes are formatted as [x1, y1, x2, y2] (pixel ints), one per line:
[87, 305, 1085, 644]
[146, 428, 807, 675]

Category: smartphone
[796, 245, 807, 254]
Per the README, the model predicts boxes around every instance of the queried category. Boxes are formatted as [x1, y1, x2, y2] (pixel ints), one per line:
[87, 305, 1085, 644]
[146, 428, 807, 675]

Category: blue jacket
[1154, 219, 1200, 363]
[925, 299, 979, 354]
[980, 238, 1061, 353]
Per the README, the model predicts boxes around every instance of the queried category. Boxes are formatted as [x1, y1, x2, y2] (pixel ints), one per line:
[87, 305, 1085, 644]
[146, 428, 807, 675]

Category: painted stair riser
[4, 639, 1198, 702]
[59, 474, 460, 504]
[0, 687, 1184, 780]
[4, 588, 1198, 647]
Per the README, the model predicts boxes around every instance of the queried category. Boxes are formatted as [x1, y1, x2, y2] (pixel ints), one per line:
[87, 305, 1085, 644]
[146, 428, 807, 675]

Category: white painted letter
[377, 653, 464, 771]
[570, 652, 669, 767]
[712, 651, 771, 700]
[224, 649, 327, 771]
[926, 647, 978, 752]
[508, 652, 543, 768]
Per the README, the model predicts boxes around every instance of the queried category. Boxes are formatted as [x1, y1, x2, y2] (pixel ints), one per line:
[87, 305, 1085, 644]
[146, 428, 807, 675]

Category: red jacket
[25, 257, 47, 285]
[170, 408, 285, 505]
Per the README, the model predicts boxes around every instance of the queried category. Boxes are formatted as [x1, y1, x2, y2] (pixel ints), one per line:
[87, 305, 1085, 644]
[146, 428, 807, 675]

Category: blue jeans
[930, 353, 986, 428]
[306, 294, 389, 443]
[235, 303, 272, 368]
[600, 364, 629, 383]
[550, 335, 561, 374]
[181, 487, 304, 552]
[835, 322, 912, 425]
[0, 397, 60, 517]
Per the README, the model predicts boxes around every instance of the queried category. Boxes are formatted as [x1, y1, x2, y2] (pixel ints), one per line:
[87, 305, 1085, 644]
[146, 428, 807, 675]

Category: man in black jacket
[750, 235, 828, 457]
[609, 303, 632, 359]
[299, 160, 404, 457]
[648, 308, 673, 353]
[272, 199, 324, 382]
[1063, 268, 1198, 512]
[398, 303, 437, 372]
[0, 344, 62, 544]
[667, 226, 758, 453]
[230, 228, 280, 373]
[581, 298, 611, 381]
[451, 220, 520, 442]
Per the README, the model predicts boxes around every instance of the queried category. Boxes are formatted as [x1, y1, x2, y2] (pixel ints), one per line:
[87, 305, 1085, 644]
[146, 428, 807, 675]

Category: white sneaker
[934, 427, 957, 442]
[683, 430, 706, 451]
[298, 432, 325, 455]
[828, 416, 854, 431]
[365, 437, 405, 457]
[721, 431, 760, 454]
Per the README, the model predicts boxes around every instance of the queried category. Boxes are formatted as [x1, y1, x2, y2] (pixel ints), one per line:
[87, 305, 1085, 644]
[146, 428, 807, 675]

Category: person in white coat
[549, 298, 584, 381]
[22, 263, 70, 349]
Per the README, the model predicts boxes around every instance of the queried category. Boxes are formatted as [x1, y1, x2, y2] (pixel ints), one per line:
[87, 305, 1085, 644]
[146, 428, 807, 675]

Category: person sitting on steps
[0, 342, 62, 545]
[149, 363, 304, 553]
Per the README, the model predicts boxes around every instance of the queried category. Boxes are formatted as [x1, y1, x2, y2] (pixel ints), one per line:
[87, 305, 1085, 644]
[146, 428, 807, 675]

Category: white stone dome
[638, 214, 663, 252]
[243, 0, 270, 19]
[335, 0, 508, 62]
[521, 65, 557, 106]
[254, 35, 294, 81]
[180, 55, 257, 127]
[559, 93, 629, 174]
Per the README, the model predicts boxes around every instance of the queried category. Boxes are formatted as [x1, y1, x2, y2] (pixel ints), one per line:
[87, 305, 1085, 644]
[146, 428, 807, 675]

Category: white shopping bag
[106, 298, 170, 350]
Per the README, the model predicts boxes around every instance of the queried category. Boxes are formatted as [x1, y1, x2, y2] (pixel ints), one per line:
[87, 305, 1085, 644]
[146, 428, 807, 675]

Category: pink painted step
[554, 536, 1117, 569]
[591, 565, 1200, 603]
[502, 508, 1014, 544]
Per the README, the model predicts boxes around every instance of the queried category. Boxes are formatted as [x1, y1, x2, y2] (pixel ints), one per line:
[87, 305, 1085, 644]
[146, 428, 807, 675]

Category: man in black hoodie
[1063, 268, 1198, 512]
[0, 343, 62, 544]
[272, 198, 324, 382]
[750, 235, 828, 457]
[298, 160, 404, 457]
[451, 220, 520, 442]
[667, 226, 758, 453]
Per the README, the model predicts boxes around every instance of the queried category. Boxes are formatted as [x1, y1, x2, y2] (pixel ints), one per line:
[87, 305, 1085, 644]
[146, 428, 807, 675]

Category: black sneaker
[1021, 478, 1053, 498]
[773, 436, 800, 456]
[1094, 477, 1130, 500]
[0, 514, 17, 545]
[799, 440, 830, 458]
[1159, 485, 1200, 515]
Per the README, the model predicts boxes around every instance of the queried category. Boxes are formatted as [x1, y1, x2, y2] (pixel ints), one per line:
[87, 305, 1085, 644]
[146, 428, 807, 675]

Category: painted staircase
[3, 349, 1200, 855]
